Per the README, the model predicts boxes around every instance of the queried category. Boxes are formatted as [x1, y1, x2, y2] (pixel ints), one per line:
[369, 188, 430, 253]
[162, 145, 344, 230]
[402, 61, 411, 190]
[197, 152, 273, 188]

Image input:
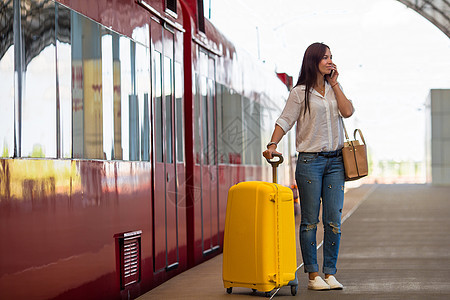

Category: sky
[205, 0, 450, 163]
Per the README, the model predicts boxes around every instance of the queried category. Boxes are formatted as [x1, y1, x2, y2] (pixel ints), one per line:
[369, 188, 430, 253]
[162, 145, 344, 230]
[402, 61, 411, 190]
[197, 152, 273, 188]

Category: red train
[0, 0, 295, 299]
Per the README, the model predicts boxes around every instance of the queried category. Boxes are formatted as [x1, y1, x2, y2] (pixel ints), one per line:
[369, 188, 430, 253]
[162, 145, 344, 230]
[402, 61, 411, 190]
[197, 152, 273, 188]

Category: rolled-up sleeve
[275, 87, 303, 134]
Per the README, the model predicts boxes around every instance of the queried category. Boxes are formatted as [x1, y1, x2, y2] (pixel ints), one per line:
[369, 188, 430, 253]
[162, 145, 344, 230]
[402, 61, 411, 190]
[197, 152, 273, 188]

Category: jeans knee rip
[305, 223, 317, 231]
[328, 222, 341, 234]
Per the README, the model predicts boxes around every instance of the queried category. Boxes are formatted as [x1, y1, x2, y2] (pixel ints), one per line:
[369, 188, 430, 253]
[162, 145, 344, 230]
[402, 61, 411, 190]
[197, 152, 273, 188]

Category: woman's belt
[301, 149, 342, 158]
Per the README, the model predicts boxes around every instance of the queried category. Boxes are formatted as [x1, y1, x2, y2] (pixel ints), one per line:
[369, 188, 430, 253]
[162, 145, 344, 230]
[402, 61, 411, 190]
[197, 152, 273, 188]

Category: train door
[151, 20, 179, 273]
[198, 50, 220, 256]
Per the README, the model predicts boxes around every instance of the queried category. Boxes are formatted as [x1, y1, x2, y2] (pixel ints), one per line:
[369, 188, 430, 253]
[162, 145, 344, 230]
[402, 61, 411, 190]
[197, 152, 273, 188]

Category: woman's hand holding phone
[327, 63, 338, 87]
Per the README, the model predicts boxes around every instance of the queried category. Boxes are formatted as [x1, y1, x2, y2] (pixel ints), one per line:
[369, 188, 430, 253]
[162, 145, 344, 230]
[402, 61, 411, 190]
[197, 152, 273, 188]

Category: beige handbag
[342, 121, 368, 181]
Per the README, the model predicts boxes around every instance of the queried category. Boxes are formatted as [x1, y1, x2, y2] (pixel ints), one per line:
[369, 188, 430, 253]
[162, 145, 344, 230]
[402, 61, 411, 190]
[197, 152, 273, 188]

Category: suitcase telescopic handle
[266, 153, 283, 183]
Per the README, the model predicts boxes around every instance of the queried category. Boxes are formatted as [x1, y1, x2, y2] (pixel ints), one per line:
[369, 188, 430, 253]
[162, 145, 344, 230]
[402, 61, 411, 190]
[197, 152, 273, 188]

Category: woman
[263, 42, 354, 290]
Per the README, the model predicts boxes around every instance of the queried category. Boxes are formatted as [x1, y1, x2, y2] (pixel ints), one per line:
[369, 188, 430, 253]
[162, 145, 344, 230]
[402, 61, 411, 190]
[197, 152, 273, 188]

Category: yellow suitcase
[222, 154, 298, 297]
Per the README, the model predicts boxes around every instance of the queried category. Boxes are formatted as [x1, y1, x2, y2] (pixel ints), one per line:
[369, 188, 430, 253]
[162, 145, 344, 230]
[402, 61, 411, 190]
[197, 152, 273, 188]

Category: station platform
[138, 184, 450, 299]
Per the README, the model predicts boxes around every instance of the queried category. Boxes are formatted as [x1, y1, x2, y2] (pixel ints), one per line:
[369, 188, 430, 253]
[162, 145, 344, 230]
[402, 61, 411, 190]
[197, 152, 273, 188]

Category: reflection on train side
[0, 158, 155, 210]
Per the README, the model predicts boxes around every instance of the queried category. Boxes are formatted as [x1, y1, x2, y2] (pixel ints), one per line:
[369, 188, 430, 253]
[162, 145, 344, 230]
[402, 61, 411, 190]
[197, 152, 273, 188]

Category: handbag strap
[354, 129, 366, 145]
[342, 118, 366, 145]
[341, 117, 350, 141]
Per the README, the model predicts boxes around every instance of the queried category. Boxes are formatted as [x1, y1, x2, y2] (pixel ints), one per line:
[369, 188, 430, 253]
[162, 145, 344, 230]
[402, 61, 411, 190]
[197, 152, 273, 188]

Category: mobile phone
[329, 70, 334, 77]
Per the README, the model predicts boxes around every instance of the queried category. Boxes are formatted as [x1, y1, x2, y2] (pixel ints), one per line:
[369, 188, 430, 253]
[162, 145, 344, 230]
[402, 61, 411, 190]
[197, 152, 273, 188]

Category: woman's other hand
[262, 145, 282, 160]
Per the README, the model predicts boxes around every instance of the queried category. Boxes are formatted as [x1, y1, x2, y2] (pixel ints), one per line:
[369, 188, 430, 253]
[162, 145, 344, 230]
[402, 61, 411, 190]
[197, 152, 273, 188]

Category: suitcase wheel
[252, 289, 257, 293]
[291, 284, 298, 296]
[265, 291, 271, 297]
[226, 287, 232, 294]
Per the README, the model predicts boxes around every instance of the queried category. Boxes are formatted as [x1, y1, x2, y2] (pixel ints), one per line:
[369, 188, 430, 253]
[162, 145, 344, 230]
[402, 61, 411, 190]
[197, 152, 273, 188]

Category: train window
[197, 0, 205, 33]
[208, 78, 216, 165]
[102, 30, 114, 160]
[153, 51, 163, 163]
[57, 3, 72, 158]
[220, 89, 243, 164]
[207, 56, 216, 165]
[0, 1, 14, 158]
[164, 56, 174, 164]
[166, 0, 177, 15]
[6, 2, 153, 161]
[128, 43, 140, 161]
[175, 62, 184, 162]
[70, 11, 152, 161]
[199, 52, 209, 164]
[117, 37, 133, 161]
[243, 97, 250, 164]
[252, 102, 262, 165]
[21, 0, 57, 158]
[112, 34, 122, 159]
[201, 76, 209, 165]
[194, 73, 201, 164]
[71, 12, 84, 158]
[114, 35, 133, 161]
[216, 85, 227, 164]
[243, 98, 262, 165]
[72, 15, 104, 159]
[127, 42, 151, 162]
[136, 44, 151, 162]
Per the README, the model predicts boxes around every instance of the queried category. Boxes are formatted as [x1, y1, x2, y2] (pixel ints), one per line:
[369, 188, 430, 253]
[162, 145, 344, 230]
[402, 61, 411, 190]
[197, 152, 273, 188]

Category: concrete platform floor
[138, 184, 450, 299]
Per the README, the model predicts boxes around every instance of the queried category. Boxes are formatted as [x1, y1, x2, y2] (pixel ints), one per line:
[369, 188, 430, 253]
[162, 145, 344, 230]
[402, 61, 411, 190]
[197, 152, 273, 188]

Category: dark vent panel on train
[115, 230, 142, 289]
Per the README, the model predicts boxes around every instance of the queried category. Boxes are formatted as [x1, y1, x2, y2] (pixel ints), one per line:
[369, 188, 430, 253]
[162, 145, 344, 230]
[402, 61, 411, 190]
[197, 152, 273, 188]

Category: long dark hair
[294, 42, 330, 115]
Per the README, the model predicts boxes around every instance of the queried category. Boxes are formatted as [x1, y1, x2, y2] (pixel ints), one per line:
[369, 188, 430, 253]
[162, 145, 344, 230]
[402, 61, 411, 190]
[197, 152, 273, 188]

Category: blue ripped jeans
[295, 150, 345, 275]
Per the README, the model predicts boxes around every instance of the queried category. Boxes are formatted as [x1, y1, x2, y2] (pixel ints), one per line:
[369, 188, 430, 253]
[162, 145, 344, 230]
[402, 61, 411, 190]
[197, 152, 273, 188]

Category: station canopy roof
[397, 0, 450, 38]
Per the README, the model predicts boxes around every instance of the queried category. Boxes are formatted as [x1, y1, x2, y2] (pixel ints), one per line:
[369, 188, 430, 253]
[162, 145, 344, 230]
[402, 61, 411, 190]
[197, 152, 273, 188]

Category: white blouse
[275, 82, 353, 153]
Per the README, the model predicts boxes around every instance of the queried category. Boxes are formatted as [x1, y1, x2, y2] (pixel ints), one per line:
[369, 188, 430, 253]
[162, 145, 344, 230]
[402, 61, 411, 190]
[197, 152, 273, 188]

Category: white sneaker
[324, 275, 344, 290]
[308, 276, 330, 290]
